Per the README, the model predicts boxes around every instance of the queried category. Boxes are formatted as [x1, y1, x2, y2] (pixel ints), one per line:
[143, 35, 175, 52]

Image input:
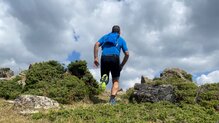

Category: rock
[17, 71, 27, 88]
[160, 68, 192, 81]
[132, 83, 176, 103]
[13, 95, 60, 114]
[0, 68, 14, 79]
[214, 105, 219, 112]
[141, 76, 152, 84]
[118, 88, 123, 92]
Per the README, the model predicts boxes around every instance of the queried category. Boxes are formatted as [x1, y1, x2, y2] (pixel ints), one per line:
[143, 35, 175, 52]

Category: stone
[13, 95, 60, 114]
[214, 105, 219, 112]
[132, 83, 176, 103]
[141, 76, 152, 84]
[17, 71, 27, 88]
[0, 68, 14, 79]
[160, 68, 192, 81]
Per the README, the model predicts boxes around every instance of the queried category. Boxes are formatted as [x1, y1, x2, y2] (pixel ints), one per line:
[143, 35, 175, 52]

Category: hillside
[0, 60, 218, 123]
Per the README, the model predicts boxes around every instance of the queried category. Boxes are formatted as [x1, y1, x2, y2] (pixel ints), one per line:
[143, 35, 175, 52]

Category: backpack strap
[101, 34, 120, 47]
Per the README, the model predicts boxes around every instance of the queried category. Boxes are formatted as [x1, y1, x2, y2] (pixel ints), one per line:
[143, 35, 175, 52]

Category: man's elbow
[125, 51, 129, 57]
[95, 42, 100, 47]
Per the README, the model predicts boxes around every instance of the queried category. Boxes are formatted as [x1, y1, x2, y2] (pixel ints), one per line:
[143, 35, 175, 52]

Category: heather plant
[32, 101, 219, 123]
[25, 60, 65, 85]
[196, 83, 219, 109]
[68, 60, 100, 96]
[0, 76, 22, 99]
[0, 60, 99, 104]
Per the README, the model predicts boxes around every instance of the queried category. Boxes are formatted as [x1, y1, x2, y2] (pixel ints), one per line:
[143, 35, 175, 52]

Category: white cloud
[196, 70, 219, 85]
[1, 0, 219, 88]
[89, 68, 101, 83]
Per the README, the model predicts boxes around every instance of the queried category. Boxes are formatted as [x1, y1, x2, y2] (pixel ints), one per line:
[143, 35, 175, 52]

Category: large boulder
[0, 68, 14, 79]
[160, 68, 192, 81]
[132, 83, 176, 103]
[13, 95, 60, 114]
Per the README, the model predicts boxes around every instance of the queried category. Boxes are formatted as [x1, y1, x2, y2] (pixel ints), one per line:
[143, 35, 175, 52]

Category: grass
[32, 101, 219, 123]
[0, 91, 219, 123]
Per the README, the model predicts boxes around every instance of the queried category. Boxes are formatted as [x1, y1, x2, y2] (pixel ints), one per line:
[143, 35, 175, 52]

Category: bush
[25, 60, 65, 85]
[122, 87, 135, 103]
[24, 60, 100, 104]
[23, 61, 92, 104]
[0, 76, 23, 99]
[68, 60, 100, 96]
[196, 83, 219, 109]
[68, 60, 87, 78]
[48, 75, 89, 104]
[0, 60, 98, 104]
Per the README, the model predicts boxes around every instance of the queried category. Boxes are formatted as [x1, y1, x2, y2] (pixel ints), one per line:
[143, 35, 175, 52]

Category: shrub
[196, 83, 219, 109]
[0, 76, 23, 99]
[24, 76, 89, 104]
[67, 60, 87, 78]
[68, 60, 100, 96]
[0, 60, 98, 104]
[21, 60, 100, 104]
[122, 87, 135, 103]
[47, 75, 89, 104]
[25, 60, 65, 85]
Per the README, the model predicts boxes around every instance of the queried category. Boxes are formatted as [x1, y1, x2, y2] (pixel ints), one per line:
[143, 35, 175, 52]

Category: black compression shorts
[101, 55, 120, 79]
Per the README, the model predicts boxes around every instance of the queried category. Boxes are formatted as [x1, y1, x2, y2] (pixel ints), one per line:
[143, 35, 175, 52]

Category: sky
[0, 0, 219, 89]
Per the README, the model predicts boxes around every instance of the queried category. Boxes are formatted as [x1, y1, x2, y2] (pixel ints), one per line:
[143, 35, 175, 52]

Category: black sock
[110, 95, 116, 100]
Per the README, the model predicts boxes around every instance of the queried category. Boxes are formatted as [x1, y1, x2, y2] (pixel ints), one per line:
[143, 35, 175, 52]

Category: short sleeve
[122, 39, 128, 53]
[98, 35, 107, 46]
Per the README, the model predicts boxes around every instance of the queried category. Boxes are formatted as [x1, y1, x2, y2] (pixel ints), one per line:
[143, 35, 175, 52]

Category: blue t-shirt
[98, 33, 128, 56]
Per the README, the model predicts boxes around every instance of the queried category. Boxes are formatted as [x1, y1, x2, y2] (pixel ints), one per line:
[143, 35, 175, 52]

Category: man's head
[112, 25, 120, 34]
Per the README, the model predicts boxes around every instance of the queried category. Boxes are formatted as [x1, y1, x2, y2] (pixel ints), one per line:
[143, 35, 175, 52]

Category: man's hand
[94, 58, 99, 67]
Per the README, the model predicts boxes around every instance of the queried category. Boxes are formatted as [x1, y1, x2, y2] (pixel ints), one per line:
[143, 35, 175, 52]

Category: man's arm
[120, 51, 129, 68]
[94, 42, 100, 67]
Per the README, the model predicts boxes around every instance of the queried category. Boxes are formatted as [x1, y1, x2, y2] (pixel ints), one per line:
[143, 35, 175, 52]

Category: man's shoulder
[98, 33, 108, 42]
[119, 36, 126, 42]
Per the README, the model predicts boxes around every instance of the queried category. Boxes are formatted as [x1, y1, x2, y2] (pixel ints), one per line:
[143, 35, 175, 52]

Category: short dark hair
[112, 25, 120, 33]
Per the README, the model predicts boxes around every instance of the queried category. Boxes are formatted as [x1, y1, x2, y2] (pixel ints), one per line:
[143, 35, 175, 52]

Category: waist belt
[102, 54, 119, 57]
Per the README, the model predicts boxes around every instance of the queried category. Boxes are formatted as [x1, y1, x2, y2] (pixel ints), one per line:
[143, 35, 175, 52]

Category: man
[93, 25, 129, 104]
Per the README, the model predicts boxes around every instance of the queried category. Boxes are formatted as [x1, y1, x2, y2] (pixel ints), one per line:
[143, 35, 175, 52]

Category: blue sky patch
[67, 51, 80, 61]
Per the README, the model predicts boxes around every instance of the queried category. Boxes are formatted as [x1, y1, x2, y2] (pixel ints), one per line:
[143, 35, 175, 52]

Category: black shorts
[101, 55, 120, 79]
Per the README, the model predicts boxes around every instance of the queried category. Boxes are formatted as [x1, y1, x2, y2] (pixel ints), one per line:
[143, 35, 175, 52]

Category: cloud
[196, 70, 219, 85]
[1, 0, 219, 89]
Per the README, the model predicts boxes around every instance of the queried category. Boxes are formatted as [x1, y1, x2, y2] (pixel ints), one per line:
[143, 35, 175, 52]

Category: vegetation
[25, 60, 65, 85]
[196, 83, 219, 109]
[153, 77, 198, 104]
[68, 60, 100, 96]
[32, 101, 219, 123]
[0, 60, 100, 104]
[0, 76, 22, 99]
[0, 61, 219, 122]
